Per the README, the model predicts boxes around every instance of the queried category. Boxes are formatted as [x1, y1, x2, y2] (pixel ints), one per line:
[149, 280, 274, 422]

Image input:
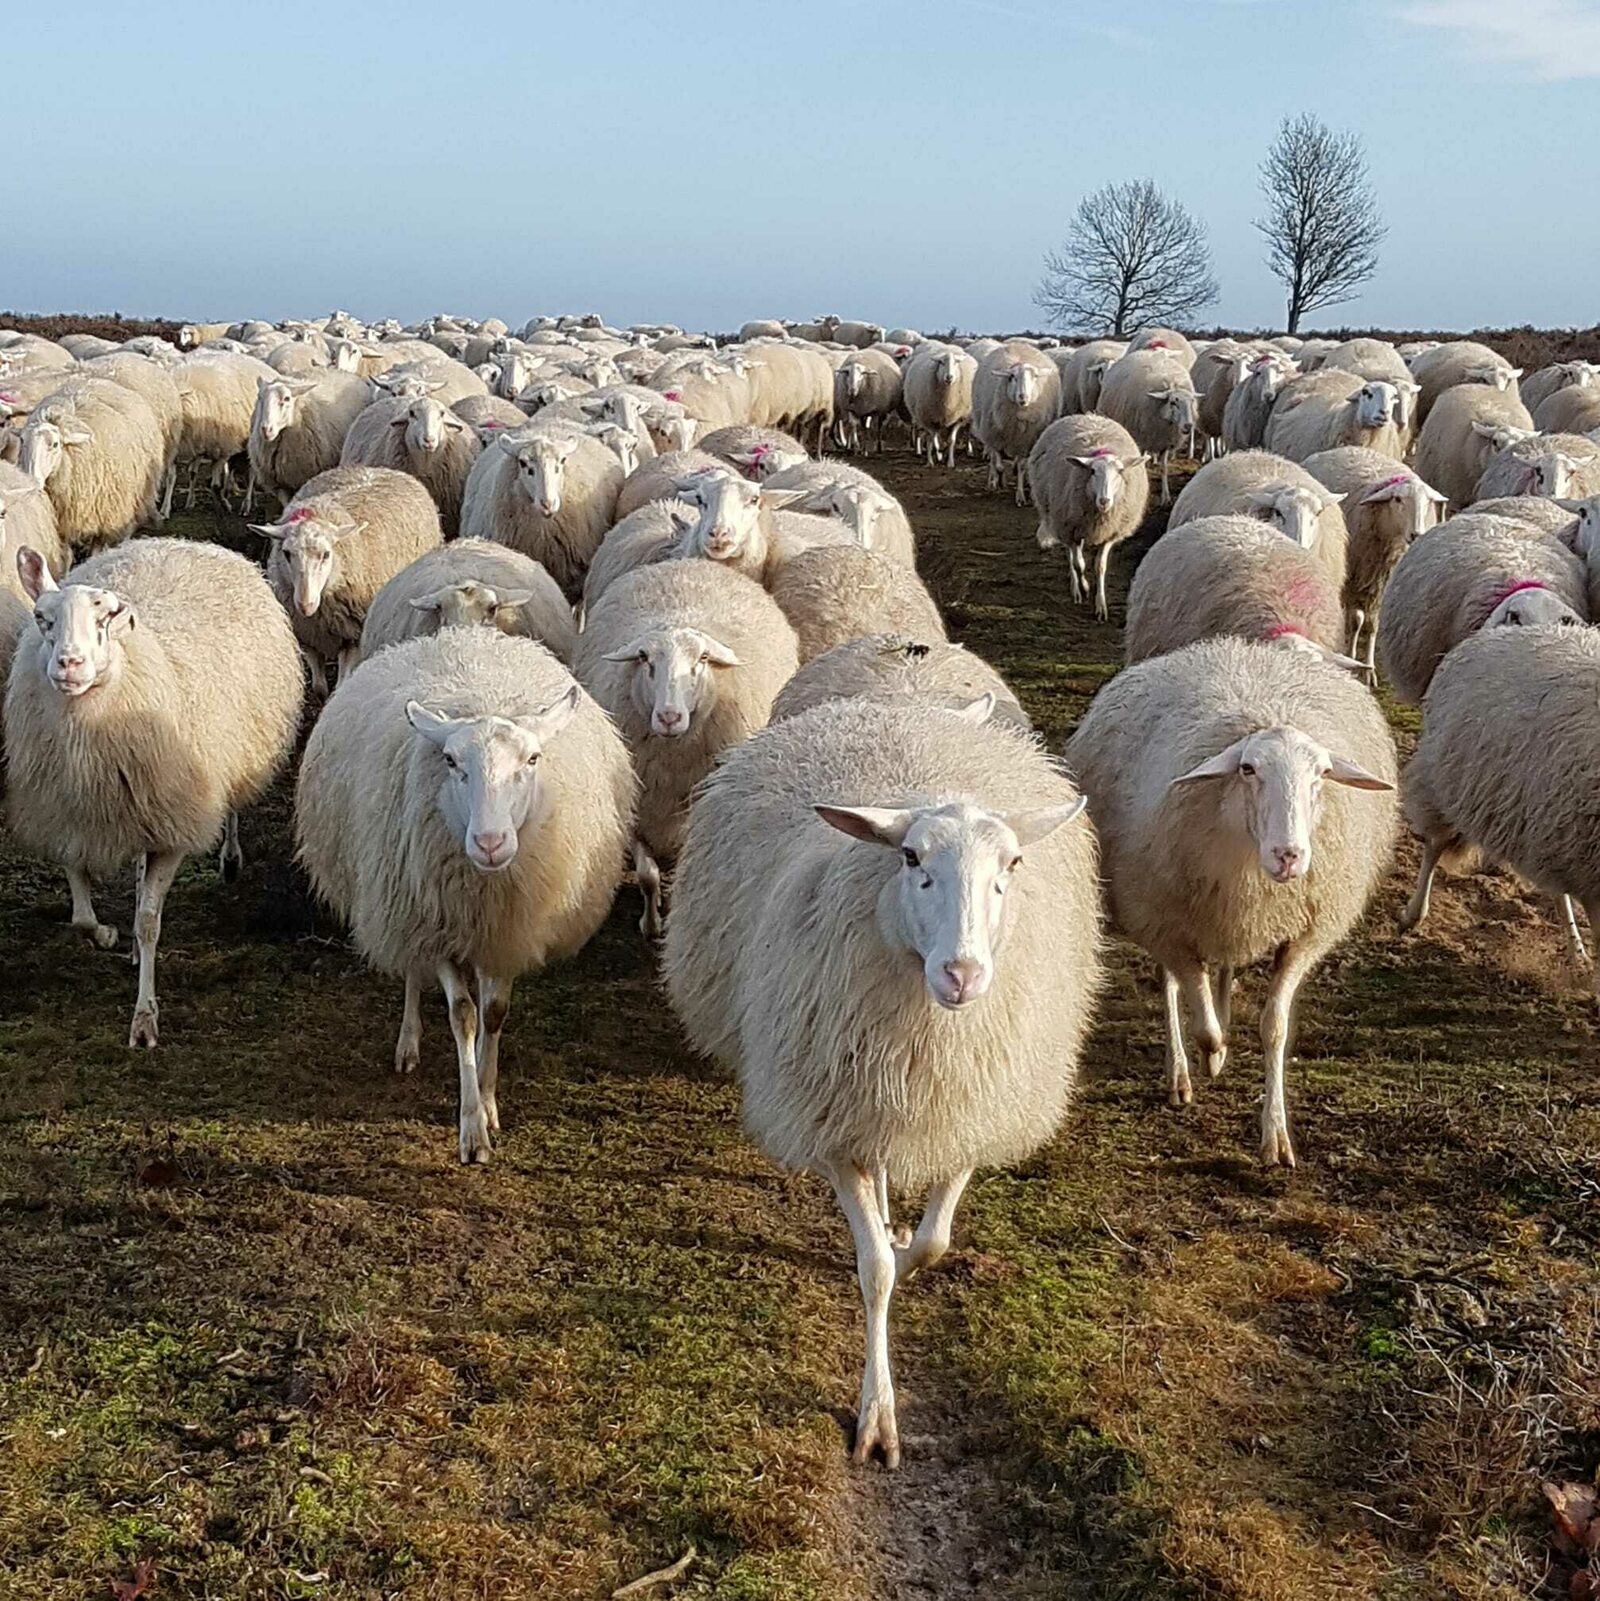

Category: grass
[3, 449, 1599, 1599]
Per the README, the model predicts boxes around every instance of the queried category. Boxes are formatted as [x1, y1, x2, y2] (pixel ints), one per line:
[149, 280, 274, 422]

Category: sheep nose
[472, 830, 509, 861]
[654, 707, 683, 730]
[940, 958, 987, 1005]
[1272, 845, 1304, 878]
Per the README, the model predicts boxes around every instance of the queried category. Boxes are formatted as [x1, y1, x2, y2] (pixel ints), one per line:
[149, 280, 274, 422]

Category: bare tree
[1034, 179, 1218, 337]
[1256, 114, 1386, 334]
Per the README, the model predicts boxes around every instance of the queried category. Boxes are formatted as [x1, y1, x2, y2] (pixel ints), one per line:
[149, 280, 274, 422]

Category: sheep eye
[1239, 762, 1256, 777]
[901, 847, 919, 868]
[443, 754, 457, 770]
[1010, 855, 1023, 872]
[526, 752, 540, 768]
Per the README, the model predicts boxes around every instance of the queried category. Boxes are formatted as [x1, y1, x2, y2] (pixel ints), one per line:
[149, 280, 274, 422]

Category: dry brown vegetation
[2, 379, 1599, 1598]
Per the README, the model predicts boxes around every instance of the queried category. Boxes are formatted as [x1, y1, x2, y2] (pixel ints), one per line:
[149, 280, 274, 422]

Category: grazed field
[3, 450, 1598, 1600]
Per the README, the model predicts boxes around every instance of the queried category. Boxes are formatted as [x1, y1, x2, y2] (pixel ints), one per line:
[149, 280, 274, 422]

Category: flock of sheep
[1, 305, 1596, 1471]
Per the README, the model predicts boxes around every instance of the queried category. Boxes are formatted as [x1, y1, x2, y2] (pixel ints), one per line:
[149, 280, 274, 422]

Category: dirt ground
[3, 447, 1599, 1601]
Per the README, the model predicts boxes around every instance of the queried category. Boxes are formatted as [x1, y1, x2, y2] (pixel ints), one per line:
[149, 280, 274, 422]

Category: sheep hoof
[459, 1112, 493, 1165]
[1260, 1126, 1296, 1169]
[128, 1006, 160, 1050]
[394, 1046, 419, 1076]
[1168, 1068, 1193, 1107]
[77, 920, 118, 951]
[219, 847, 243, 884]
[484, 1095, 500, 1136]
[851, 1395, 901, 1470]
[1201, 1045, 1227, 1079]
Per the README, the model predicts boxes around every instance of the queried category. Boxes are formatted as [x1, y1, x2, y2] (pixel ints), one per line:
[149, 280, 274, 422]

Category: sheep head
[602, 625, 740, 737]
[409, 580, 536, 633]
[16, 546, 134, 698]
[500, 428, 582, 516]
[251, 505, 364, 616]
[1070, 447, 1135, 512]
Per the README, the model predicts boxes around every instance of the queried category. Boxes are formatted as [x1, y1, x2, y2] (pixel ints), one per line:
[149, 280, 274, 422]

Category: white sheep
[1532, 385, 1600, 435]
[1374, 513, 1588, 704]
[770, 544, 946, 663]
[1222, 350, 1299, 455]
[295, 628, 632, 1159]
[1057, 339, 1128, 414]
[256, 464, 444, 694]
[458, 421, 624, 600]
[1410, 340, 1521, 426]
[1026, 414, 1150, 621]
[574, 559, 798, 934]
[6, 538, 303, 1043]
[1097, 349, 1199, 504]
[902, 343, 977, 466]
[0, 460, 70, 598]
[760, 461, 915, 568]
[1301, 448, 1447, 670]
[358, 538, 576, 665]
[1066, 637, 1397, 1165]
[1263, 370, 1404, 464]
[1519, 361, 1600, 419]
[1411, 384, 1536, 511]
[247, 370, 372, 508]
[171, 350, 279, 505]
[833, 349, 904, 455]
[663, 695, 1101, 1466]
[1124, 515, 1351, 667]
[971, 342, 1062, 503]
[1476, 432, 1600, 501]
[79, 352, 185, 518]
[614, 450, 731, 521]
[340, 394, 481, 537]
[695, 424, 808, 480]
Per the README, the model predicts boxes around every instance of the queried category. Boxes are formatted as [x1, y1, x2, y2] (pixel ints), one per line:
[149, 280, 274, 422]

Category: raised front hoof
[483, 1096, 501, 1137]
[128, 1007, 160, 1049]
[76, 920, 119, 951]
[1201, 1045, 1227, 1080]
[851, 1396, 901, 1471]
[1260, 1125, 1297, 1169]
[639, 900, 663, 941]
[458, 1112, 493, 1166]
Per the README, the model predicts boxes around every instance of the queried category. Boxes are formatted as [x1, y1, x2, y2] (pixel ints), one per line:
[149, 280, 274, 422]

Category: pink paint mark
[1280, 572, 1325, 615]
[0, 391, 18, 405]
[1484, 578, 1549, 614]
[287, 506, 313, 524]
[1089, 446, 1114, 458]
[664, 389, 682, 401]
[1148, 339, 1169, 348]
[1374, 473, 1411, 490]
[1262, 623, 1305, 642]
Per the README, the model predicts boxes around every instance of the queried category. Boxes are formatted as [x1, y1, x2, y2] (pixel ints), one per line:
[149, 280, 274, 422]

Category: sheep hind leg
[128, 849, 184, 1049]
[66, 867, 118, 950]
[1260, 940, 1318, 1168]
[218, 811, 243, 883]
[1399, 834, 1453, 933]
[475, 971, 512, 1138]
[394, 973, 423, 1074]
[1559, 896, 1589, 970]
[1209, 965, 1235, 1077]
[1162, 967, 1193, 1106]
[302, 647, 330, 701]
[634, 841, 664, 938]
[876, 1167, 892, 1231]
[1161, 451, 1172, 504]
[440, 959, 490, 1164]
[893, 1168, 971, 1282]
[823, 1160, 900, 1469]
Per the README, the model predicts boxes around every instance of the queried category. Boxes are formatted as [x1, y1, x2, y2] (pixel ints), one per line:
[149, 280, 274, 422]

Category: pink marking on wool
[1148, 339, 1168, 348]
[1088, 446, 1114, 458]
[1374, 473, 1410, 490]
[1280, 572, 1325, 615]
[1262, 623, 1305, 642]
[0, 391, 18, 404]
[286, 506, 314, 523]
[664, 389, 682, 401]
[751, 442, 772, 458]
[1484, 578, 1549, 613]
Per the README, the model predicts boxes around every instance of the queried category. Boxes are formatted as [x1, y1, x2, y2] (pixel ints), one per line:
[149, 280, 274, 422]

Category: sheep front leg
[1399, 835, 1451, 932]
[394, 973, 423, 1074]
[1161, 450, 1173, 504]
[1209, 964, 1234, 1076]
[634, 840, 663, 938]
[440, 959, 490, 1163]
[66, 867, 118, 950]
[1163, 967, 1192, 1106]
[1559, 896, 1589, 969]
[218, 811, 243, 883]
[336, 645, 360, 686]
[301, 646, 330, 701]
[893, 1168, 971, 1282]
[825, 1160, 900, 1469]
[1176, 960, 1225, 1080]
[129, 849, 185, 1049]
[1260, 940, 1318, 1168]
[475, 971, 512, 1137]
[1093, 544, 1113, 624]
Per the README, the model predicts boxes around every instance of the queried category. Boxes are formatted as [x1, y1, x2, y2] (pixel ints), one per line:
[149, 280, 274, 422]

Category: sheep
[370, 355, 487, 408]
[1065, 637, 1397, 1165]
[770, 633, 1027, 729]
[770, 544, 946, 663]
[902, 343, 978, 466]
[177, 322, 233, 351]
[1399, 624, 1600, 985]
[295, 628, 632, 1159]
[452, 393, 529, 438]
[172, 350, 279, 504]
[1223, 350, 1299, 454]
[79, 352, 185, 516]
[1318, 338, 1419, 433]
[6, 538, 302, 1044]
[358, 539, 576, 665]
[1411, 383, 1536, 511]
[14, 379, 166, 552]
[1301, 448, 1448, 670]
[761, 460, 915, 568]
[458, 422, 624, 601]
[246, 370, 371, 509]
[1025, 414, 1149, 621]
[831, 319, 885, 349]
[971, 342, 1062, 503]
[1522, 360, 1600, 419]
[574, 559, 798, 935]
[1473, 495, 1578, 541]
[256, 464, 444, 694]
[1170, 451, 1348, 588]
[1410, 340, 1521, 426]
[1124, 515, 1350, 667]
[614, 449, 730, 521]
[1374, 514, 1587, 704]
[1127, 328, 1197, 366]
[1294, 338, 1338, 372]
[1193, 341, 1258, 458]
[0, 460, 70, 598]
[662, 694, 1101, 1466]
[833, 349, 904, 455]
[580, 499, 700, 611]
[739, 319, 788, 342]
[1475, 433, 1600, 502]
[1263, 369, 1404, 463]
[695, 424, 808, 480]
[1097, 349, 1199, 504]
[338, 393, 481, 537]
[1532, 385, 1600, 436]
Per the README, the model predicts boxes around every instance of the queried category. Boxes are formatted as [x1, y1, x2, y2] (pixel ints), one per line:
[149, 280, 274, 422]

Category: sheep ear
[1325, 755, 1394, 791]
[249, 521, 289, 541]
[16, 545, 57, 600]
[493, 588, 535, 610]
[405, 700, 465, 745]
[496, 431, 524, 456]
[1324, 491, 1346, 505]
[61, 422, 94, 445]
[696, 633, 742, 668]
[521, 682, 581, 743]
[1470, 420, 1502, 439]
[951, 691, 996, 725]
[1509, 368, 1524, 380]
[1171, 737, 1249, 786]
[668, 505, 697, 533]
[408, 591, 448, 615]
[814, 804, 916, 848]
[601, 642, 648, 663]
[759, 488, 808, 510]
[1005, 795, 1087, 845]
[106, 596, 137, 636]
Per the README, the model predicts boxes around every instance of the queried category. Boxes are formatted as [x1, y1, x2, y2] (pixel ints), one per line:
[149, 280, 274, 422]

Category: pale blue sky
[8, 0, 1599, 333]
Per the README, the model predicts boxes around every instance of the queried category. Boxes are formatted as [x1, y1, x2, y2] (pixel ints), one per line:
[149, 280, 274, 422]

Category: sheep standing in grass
[257, 465, 444, 694]
[1066, 638, 1397, 1165]
[6, 539, 302, 1044]
[664, 696, 1101, 1466]
[358, 539, 575, 664]
[1124, 516, 1350, 666]
[1375, 515, 1587, 704]
[1026, 415, 1149, 622]
[172, 350, 279, 505]
[1399, 624, 1600, 981]
[771, 633, 1026, 728]
[340, 394, 481, 537]
[1223, 350, 1298, 454]
[574, 560, 798, 934]
[247, 370, 372, 508]
[903, 343, 977, 466]
[971, 343, 1061, 503]
[1263, 370, 1404, 463]
[459, 423, 624, 600]
[296, 628, 632, 1160]
[1097, 349, 1199, 503]
[771, 544, 945, 662]
[1301, 448, 1447, 670]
